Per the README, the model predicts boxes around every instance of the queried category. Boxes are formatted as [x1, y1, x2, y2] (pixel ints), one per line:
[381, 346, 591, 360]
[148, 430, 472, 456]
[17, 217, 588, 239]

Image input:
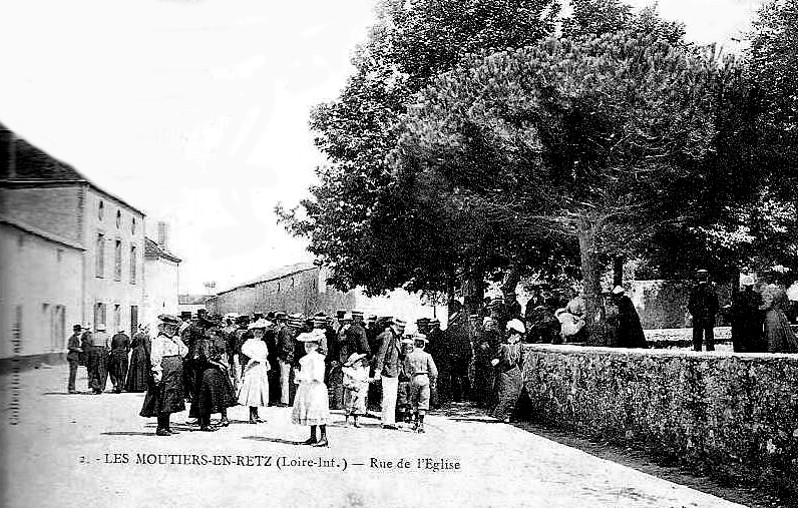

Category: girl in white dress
[238, 319, 271, 423]
[291, 329, 330, 447]
[342, 352, 371, 428]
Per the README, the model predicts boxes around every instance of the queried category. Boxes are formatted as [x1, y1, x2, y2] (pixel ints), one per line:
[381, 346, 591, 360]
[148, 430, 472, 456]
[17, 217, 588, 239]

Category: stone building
[0, 123, 178, 368]
[205, 262, 446, 328]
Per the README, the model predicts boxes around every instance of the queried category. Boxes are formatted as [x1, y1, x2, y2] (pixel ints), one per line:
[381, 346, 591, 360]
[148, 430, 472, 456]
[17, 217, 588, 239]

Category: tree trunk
[577, 220, 605, 346]
[613, 256, 624, 288]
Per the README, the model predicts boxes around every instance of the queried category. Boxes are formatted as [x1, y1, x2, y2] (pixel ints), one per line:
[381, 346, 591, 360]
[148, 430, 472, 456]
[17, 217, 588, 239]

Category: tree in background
[394, 32, 733, 342]
[277, 0, 562, 304]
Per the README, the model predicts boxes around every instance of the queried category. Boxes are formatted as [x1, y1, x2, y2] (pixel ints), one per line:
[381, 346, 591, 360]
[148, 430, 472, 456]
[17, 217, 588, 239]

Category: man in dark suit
[67, 325, 83, 394]
[688, 269, 719, 351]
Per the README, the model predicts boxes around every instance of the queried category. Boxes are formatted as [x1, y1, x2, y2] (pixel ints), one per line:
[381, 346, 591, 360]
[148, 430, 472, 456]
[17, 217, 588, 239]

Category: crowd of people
[64, 270, 797, 441]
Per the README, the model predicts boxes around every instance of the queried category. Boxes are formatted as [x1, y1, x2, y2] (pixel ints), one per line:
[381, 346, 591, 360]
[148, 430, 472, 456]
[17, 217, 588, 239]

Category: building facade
[0, 123, 178, 368]
[143, 224, 181, 331]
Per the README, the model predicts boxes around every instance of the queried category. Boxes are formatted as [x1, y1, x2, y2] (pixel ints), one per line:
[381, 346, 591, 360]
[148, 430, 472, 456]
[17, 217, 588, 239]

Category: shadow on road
[241, 436, 307, 446]
[101, 431, 159, 437]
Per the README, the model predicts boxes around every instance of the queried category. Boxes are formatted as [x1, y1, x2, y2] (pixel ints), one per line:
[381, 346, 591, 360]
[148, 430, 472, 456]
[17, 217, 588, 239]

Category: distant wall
[627, 280, 731, 329]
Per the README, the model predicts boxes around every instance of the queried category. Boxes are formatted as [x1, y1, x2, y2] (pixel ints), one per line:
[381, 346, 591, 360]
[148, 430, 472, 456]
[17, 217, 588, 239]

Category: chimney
[0, 126, 16, 179]
[157, 221, 168, 249]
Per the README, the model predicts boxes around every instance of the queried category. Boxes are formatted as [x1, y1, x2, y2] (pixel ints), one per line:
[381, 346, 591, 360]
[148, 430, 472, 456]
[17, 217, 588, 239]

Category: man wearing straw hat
[375, 318, 406, 429]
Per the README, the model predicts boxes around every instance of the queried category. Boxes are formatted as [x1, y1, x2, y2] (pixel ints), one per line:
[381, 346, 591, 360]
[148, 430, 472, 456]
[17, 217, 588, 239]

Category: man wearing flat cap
[375, 318, 406, 429]
[66, 325, 84, 393]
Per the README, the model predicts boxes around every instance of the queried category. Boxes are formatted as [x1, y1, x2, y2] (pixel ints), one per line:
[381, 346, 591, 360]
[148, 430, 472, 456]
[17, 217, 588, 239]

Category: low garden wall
[521, 344, 798, 497]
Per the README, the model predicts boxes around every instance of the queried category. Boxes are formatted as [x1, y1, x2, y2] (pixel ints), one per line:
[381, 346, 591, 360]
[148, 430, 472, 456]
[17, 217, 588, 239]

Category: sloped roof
[145, 237, 182, 263]
[0, 122, 144, 215]
[178, 294, 210, 305]
[217, 262, 316, 295]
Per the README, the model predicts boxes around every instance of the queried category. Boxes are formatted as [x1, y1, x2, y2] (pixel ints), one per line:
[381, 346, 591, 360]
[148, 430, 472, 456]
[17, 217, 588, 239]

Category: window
[291, 277, 295, 288]
[131, 217, 137, 235]
[114, 240, 122, 281]
[113, 304, 121, 332]
[94, 302, 106, 329]
[115, 210, 121, 229]
[56, 248, 64, 263]
[276, 282, 281, 293]
[98, 200, 104, 220]
[130, 245, 137, 284]
[95, 233, 105, 278]
[52, 305, 65, 351]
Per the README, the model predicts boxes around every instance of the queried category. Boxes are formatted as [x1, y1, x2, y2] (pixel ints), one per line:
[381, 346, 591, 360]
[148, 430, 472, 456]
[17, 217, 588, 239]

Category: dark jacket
[375, 328, 401, 378]
[67, 333, 82, 362]
[688, 283, 719, 323]
[276, 324, 294, 362]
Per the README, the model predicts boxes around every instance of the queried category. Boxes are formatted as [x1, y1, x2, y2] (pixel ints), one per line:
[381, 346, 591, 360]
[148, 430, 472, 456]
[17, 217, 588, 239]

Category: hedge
[521, 345, 798, 496]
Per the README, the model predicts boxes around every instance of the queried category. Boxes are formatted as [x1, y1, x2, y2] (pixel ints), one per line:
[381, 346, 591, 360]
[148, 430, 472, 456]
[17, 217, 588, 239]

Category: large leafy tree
[277, 0, 562, 299]
[394, 32, 732, 342]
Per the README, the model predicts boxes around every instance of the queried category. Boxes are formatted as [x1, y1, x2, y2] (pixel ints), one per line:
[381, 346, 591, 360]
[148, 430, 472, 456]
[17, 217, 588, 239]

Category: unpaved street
[1, 365, 746, 508]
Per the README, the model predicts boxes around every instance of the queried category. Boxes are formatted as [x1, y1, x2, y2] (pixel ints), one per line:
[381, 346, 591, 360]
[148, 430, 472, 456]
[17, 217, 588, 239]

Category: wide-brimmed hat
[296, 331, 322, 343]
[506, 319, 525, 335]
[313, 313, 327, 328]
[275, 311, 288, 320]
[344, 352, 368, 366]
[400, 337, 414, 345]
[248, 318, 270, 330]
[413, 333, 428, 343]
[158, 314, 181, 326]
[741, 275, 755, 286]
[341, 311, 353, 322]
[73, 324, 82, 331]
[95, 323, 107, 331]
[393, 318, 406, 329]
[351, 310, 364, 321]
[612, 286, 625, 295]
[367, 314, 377, 322]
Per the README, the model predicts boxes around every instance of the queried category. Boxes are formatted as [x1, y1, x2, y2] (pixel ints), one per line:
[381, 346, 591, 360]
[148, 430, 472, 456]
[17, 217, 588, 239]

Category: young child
[396, 337, 415, 425]
[237, 319, 271, 424]
[342, 353, 371, 427]
[292, 328, 330, 447]
[404, 333, 438, 433]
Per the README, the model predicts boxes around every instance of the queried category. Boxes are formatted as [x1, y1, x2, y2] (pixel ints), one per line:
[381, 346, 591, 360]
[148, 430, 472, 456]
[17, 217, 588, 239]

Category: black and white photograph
[1, 0, 797, 506]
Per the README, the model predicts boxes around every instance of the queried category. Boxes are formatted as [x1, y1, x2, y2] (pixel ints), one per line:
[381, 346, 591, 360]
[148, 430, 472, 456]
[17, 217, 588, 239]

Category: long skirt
[238, 362, 270, 407]
[125, 347, 150, 392]
[140, 356, 185, 417]
[108, 351, 129, 391]
[190, 366, 238, 418]
[86, 347, 109, 393]
[292, 381, 330, 426]
[492, 366, 522, 421]
[344, 384, 368, 416]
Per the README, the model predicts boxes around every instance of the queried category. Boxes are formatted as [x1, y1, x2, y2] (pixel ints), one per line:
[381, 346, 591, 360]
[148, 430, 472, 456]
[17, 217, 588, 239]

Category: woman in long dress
[761, 284, 798, 353]
[126, 325, 151, 392]
[491, 319, 525, 423]
[140, 315, 188, 436]
[238, 319, 271, 424]
[189, 325, 238, 431]
[292, 329, 330, 447]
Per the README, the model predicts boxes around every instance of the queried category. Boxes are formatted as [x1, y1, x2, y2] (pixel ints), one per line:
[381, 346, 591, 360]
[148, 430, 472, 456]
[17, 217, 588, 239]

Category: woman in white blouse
[139, 314, 189, 436]
[237, 319, 271, 423]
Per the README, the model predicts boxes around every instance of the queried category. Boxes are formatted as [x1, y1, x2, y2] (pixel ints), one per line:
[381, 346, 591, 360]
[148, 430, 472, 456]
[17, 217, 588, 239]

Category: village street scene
[1, 0, 797, 507]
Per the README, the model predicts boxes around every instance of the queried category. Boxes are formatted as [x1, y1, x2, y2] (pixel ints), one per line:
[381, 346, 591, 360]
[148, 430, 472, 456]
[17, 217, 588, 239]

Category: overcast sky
[0, 0, 765, 294]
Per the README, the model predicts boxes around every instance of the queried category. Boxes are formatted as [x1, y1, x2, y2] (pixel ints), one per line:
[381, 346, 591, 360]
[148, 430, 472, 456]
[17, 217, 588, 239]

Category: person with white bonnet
[238, 318, 272, 424]
[730, 275, 765, 352]
[342, 352, 371, 428]
[490, 319, 525, 423]
[292, 328, 331, 447]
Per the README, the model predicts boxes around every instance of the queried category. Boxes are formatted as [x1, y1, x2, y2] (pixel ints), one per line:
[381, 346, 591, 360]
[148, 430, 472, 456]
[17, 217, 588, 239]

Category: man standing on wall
[375, 318, 405, 429]
[688, 269, 719, 352]
[67, 325, 83, 394]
